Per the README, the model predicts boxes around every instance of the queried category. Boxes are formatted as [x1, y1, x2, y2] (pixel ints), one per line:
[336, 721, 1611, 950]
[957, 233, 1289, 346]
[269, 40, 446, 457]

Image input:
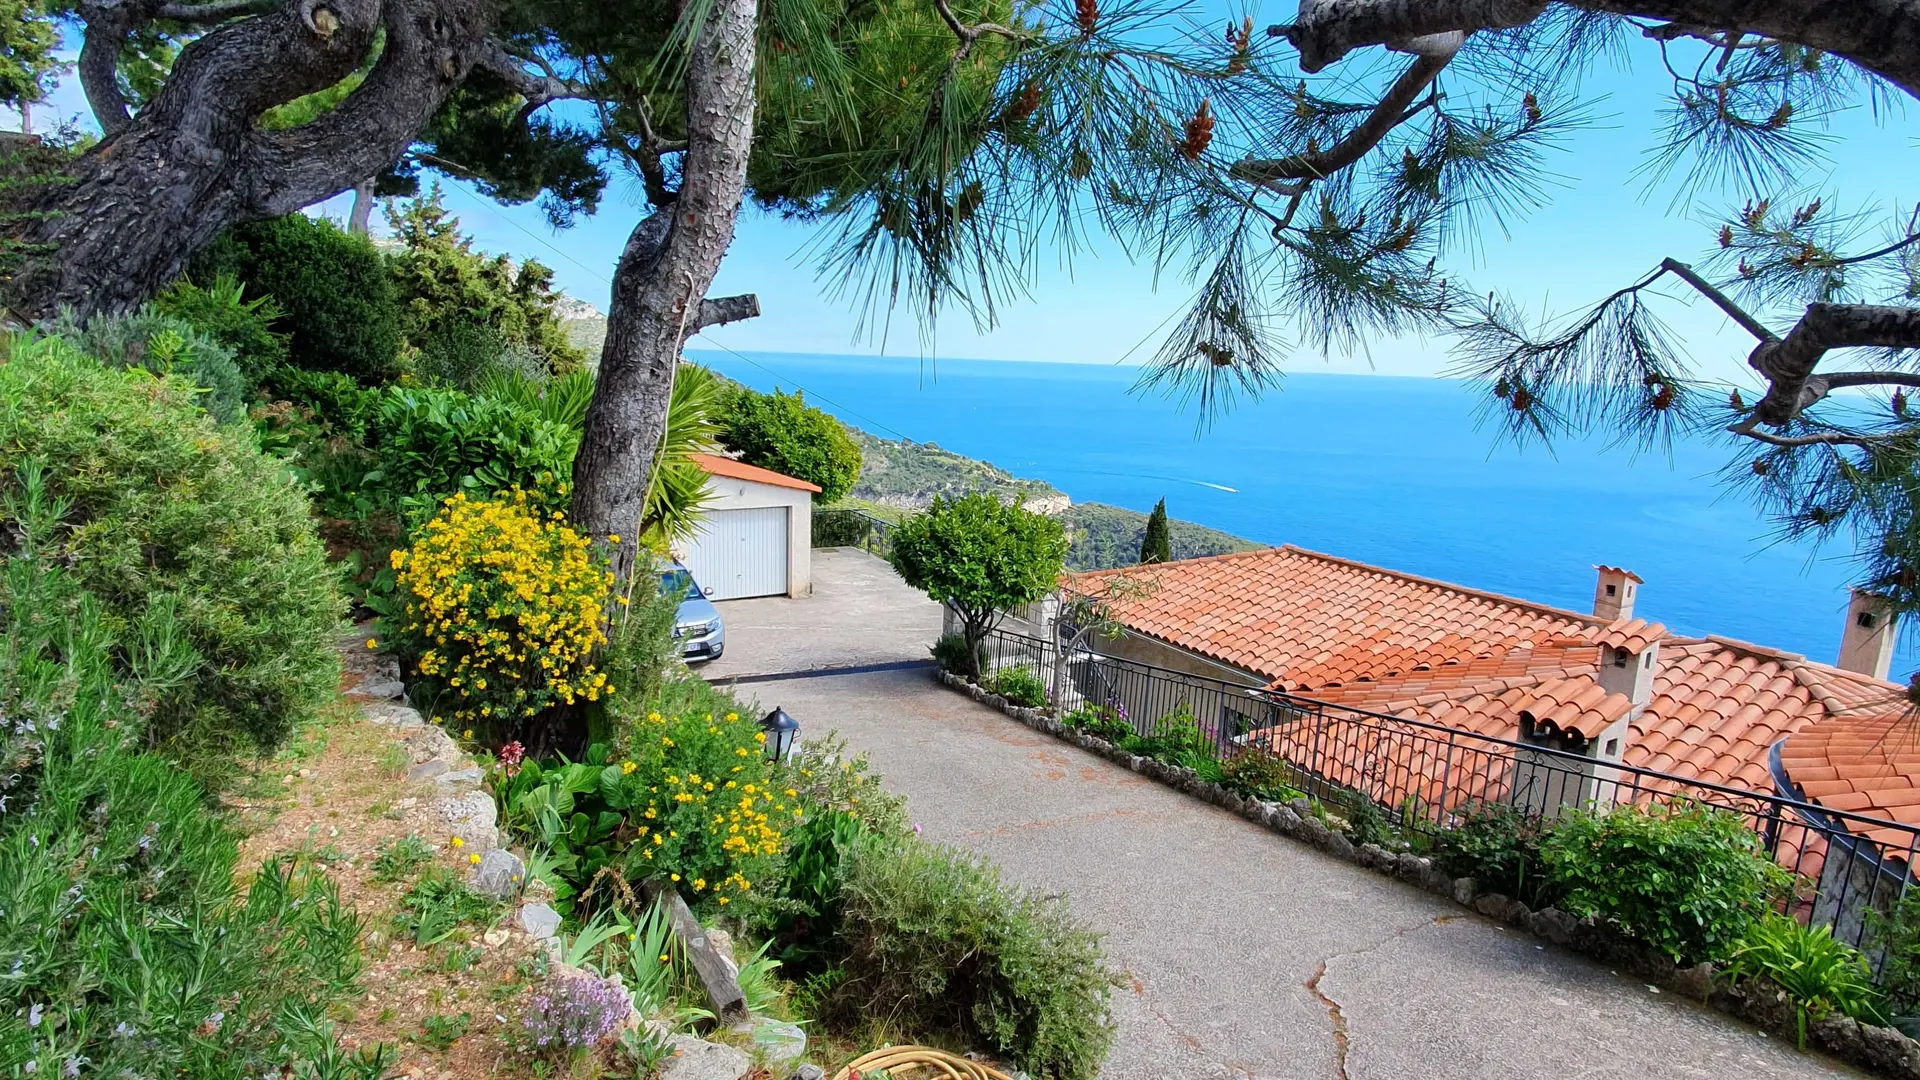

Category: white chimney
[1837, 589, 1898, 681]
[1593, 566, 1641, 622]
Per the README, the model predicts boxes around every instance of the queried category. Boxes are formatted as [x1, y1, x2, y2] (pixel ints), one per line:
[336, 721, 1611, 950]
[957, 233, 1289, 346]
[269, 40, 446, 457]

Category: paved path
[701, 547, 943, 680]
[771, 667, 1862, 1080]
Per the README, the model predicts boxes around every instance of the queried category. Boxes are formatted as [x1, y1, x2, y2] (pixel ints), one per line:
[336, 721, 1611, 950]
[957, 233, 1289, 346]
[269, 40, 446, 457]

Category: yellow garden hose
[830, 1045, 1016, 1080]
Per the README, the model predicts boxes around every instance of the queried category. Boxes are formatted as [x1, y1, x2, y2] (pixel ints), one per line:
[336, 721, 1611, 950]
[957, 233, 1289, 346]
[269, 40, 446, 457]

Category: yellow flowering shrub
[619, 707, 789, 908]
[388, 489, 613, 731]
[493, 705, 790, 912]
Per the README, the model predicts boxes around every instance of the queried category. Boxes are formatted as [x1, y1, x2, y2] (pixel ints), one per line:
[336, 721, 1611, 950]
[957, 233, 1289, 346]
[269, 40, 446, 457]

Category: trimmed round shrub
[387, 488, 611, 733]
[191, 213, 404, 383]
[0, 335, 344, 773]
[719, 386, 861, 501]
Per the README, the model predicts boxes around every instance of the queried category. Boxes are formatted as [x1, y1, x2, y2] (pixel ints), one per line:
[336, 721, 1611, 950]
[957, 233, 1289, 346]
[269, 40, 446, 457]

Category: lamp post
[759, 706, 799, 762]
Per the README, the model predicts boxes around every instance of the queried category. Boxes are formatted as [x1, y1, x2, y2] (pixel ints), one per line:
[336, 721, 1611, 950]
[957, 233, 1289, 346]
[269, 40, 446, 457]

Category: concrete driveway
[700, 547, 943, 680]
[770, 667, 1863, 1080]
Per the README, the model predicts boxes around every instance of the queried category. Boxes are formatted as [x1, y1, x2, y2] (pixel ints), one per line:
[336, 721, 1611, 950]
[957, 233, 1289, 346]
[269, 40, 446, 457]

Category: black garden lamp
[760, 706, 800, 762]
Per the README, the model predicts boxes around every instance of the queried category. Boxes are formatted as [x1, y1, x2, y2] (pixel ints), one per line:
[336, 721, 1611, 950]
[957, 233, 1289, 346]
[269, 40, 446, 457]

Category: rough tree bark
[4, 0, 485, 321]
[568, 0, 760, 589]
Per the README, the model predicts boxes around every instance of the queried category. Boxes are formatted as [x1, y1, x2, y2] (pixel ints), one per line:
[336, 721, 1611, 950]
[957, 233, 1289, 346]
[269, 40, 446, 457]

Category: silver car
[663, 561, 725, 662]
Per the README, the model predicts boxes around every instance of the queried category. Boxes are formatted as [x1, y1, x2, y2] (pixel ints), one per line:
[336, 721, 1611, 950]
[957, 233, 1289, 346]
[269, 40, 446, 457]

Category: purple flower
[519, 973, 631, 1054]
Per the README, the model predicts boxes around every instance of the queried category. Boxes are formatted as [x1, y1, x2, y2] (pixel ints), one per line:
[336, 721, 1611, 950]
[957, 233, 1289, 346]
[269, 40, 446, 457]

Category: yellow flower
[462, 729, 473, 739]
[468, 853, 481, 865]
[670, 873, 681, 882]
[449, 836, 464, 848]
[366, 639, 379, 649]
[621, 761, 637, 775]
[659, 953, 670, 963]
[609, 534, 621, 544]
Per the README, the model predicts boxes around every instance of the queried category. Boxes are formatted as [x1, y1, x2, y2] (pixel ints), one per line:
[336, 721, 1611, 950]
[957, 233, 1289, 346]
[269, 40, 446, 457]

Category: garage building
[679, 453, 818, 600]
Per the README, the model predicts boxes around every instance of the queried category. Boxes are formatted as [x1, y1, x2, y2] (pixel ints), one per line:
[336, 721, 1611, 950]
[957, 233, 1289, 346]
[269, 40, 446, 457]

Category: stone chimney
[1593, 566, 1642, 621]
[1836, 589, 1898, 681]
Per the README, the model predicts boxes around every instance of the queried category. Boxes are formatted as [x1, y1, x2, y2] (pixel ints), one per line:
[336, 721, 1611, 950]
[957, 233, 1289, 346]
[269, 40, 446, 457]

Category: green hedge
[0, 336, 343, 774]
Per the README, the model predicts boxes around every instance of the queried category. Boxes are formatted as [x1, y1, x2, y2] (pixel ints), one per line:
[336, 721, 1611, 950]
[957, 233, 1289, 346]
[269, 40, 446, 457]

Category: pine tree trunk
[1, 0, 482, 321]
[348, 178, 378, 235]
[568, 0, 758, 588]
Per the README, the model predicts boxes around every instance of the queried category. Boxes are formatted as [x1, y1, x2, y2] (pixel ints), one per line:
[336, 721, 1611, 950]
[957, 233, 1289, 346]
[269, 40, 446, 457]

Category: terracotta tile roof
[1592, 617, 1666, 653]
[1068, 546, 1603, 692]
[1071, 546, 1918, 843]
[1595, 565, 1644, 583]
[1776, 704, 1920, 852]
[690, 452, 821, 493]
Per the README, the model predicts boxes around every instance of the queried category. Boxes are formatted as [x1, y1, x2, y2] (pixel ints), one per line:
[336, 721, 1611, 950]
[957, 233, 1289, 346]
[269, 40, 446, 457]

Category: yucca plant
[639, 364, 723, 548]
[1726, 915, 1887, 1048]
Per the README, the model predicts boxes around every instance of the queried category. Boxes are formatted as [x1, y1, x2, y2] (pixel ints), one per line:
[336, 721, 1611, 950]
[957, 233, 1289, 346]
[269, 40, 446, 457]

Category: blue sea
[691, 349, 1917, 675]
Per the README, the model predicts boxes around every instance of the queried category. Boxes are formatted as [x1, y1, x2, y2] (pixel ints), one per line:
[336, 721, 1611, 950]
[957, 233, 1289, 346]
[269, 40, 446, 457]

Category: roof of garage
[691, 452, 822, 493]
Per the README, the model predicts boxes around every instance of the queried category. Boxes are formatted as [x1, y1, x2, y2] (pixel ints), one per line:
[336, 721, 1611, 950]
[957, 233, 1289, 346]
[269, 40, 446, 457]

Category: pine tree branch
[476, 39, 594, 108]
[686, 294, 760, 335]
[1275, 0, 1920, 101]
[1231, 52, 1449, 185]
[1271, 0, 1548, 73]
[1744, 304, 1920, 424]
[1655, 256, 1776, 341]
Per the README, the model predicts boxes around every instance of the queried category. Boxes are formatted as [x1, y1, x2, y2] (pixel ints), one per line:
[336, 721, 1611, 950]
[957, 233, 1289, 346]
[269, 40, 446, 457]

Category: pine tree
[1140, 498, 1171, 565]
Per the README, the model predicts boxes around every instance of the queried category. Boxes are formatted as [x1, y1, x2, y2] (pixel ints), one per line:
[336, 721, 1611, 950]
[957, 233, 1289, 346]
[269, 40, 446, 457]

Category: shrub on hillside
[42, 306, 248, 423]
[156, 273, 290, 381]
[1538, 802, 1792, 964]
[0, 337, 343, 771]
[386, 187, 587, 375]
[828, 840, 1116, 1080]
[388, 489, 611, 737]
[192, 213, 404, 383]
[0, 544, 379, 1080]
[719, 386, 861, 501]
[371, 386, 579, 523]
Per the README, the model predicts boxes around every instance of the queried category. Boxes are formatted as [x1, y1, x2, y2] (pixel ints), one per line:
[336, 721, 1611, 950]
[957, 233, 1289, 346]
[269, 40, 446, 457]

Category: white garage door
[683, 507, 789, 600]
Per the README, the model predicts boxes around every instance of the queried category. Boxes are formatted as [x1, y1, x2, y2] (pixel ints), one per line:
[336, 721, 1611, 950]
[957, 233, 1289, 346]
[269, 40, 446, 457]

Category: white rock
[659, 1034, 752, 1080]
[519, 902, 562, 940]
[471, 848, 526, 900]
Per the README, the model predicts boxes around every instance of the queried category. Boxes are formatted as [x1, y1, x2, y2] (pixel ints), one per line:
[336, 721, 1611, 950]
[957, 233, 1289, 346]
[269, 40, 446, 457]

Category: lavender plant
[516, 973, 633, 1058]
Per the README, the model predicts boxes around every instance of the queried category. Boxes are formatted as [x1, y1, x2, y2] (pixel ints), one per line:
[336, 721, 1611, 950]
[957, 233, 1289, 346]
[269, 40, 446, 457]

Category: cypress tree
[1140, 498, 1172, 564]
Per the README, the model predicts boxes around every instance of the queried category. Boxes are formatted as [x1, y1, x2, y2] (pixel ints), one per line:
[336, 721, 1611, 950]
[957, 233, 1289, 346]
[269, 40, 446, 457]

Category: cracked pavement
[762, 666, 1870, 1080]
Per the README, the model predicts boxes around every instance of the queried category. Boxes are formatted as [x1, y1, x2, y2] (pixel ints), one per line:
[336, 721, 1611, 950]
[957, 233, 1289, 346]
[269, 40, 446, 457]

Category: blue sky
[8, 12, 1915, 381]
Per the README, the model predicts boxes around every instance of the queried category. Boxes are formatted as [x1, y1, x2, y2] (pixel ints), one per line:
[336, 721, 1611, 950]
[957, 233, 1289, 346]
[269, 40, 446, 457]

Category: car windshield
[660, 568, 695, 598]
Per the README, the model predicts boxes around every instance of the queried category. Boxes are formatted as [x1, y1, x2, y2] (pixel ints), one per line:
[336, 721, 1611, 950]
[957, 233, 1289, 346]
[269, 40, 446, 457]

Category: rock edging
[339, 624, 557, 957]
[937, 670, 1920, 1080]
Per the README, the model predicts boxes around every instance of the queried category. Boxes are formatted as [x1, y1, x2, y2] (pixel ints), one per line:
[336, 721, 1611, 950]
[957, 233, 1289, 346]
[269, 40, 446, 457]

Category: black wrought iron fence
[975, 624, 1920, 961]
[812, 507, 894, 559]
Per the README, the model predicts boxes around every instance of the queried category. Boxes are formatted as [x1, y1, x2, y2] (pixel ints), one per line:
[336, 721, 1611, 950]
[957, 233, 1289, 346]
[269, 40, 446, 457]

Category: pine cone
[1751, 458, 1769, 476]
[1729, 389, 1745, 411]
[1651, 384, 1675, 411]
[1075, 0, 1097, 36]
[1005, 82, 1042, 125]
[1511, 386, 1532, 412]
[1896, 390, 1908, 416]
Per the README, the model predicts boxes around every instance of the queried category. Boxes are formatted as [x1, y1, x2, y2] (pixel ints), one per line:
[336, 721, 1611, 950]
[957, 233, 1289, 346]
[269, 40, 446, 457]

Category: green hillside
[1061, 502, 1265, 571]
